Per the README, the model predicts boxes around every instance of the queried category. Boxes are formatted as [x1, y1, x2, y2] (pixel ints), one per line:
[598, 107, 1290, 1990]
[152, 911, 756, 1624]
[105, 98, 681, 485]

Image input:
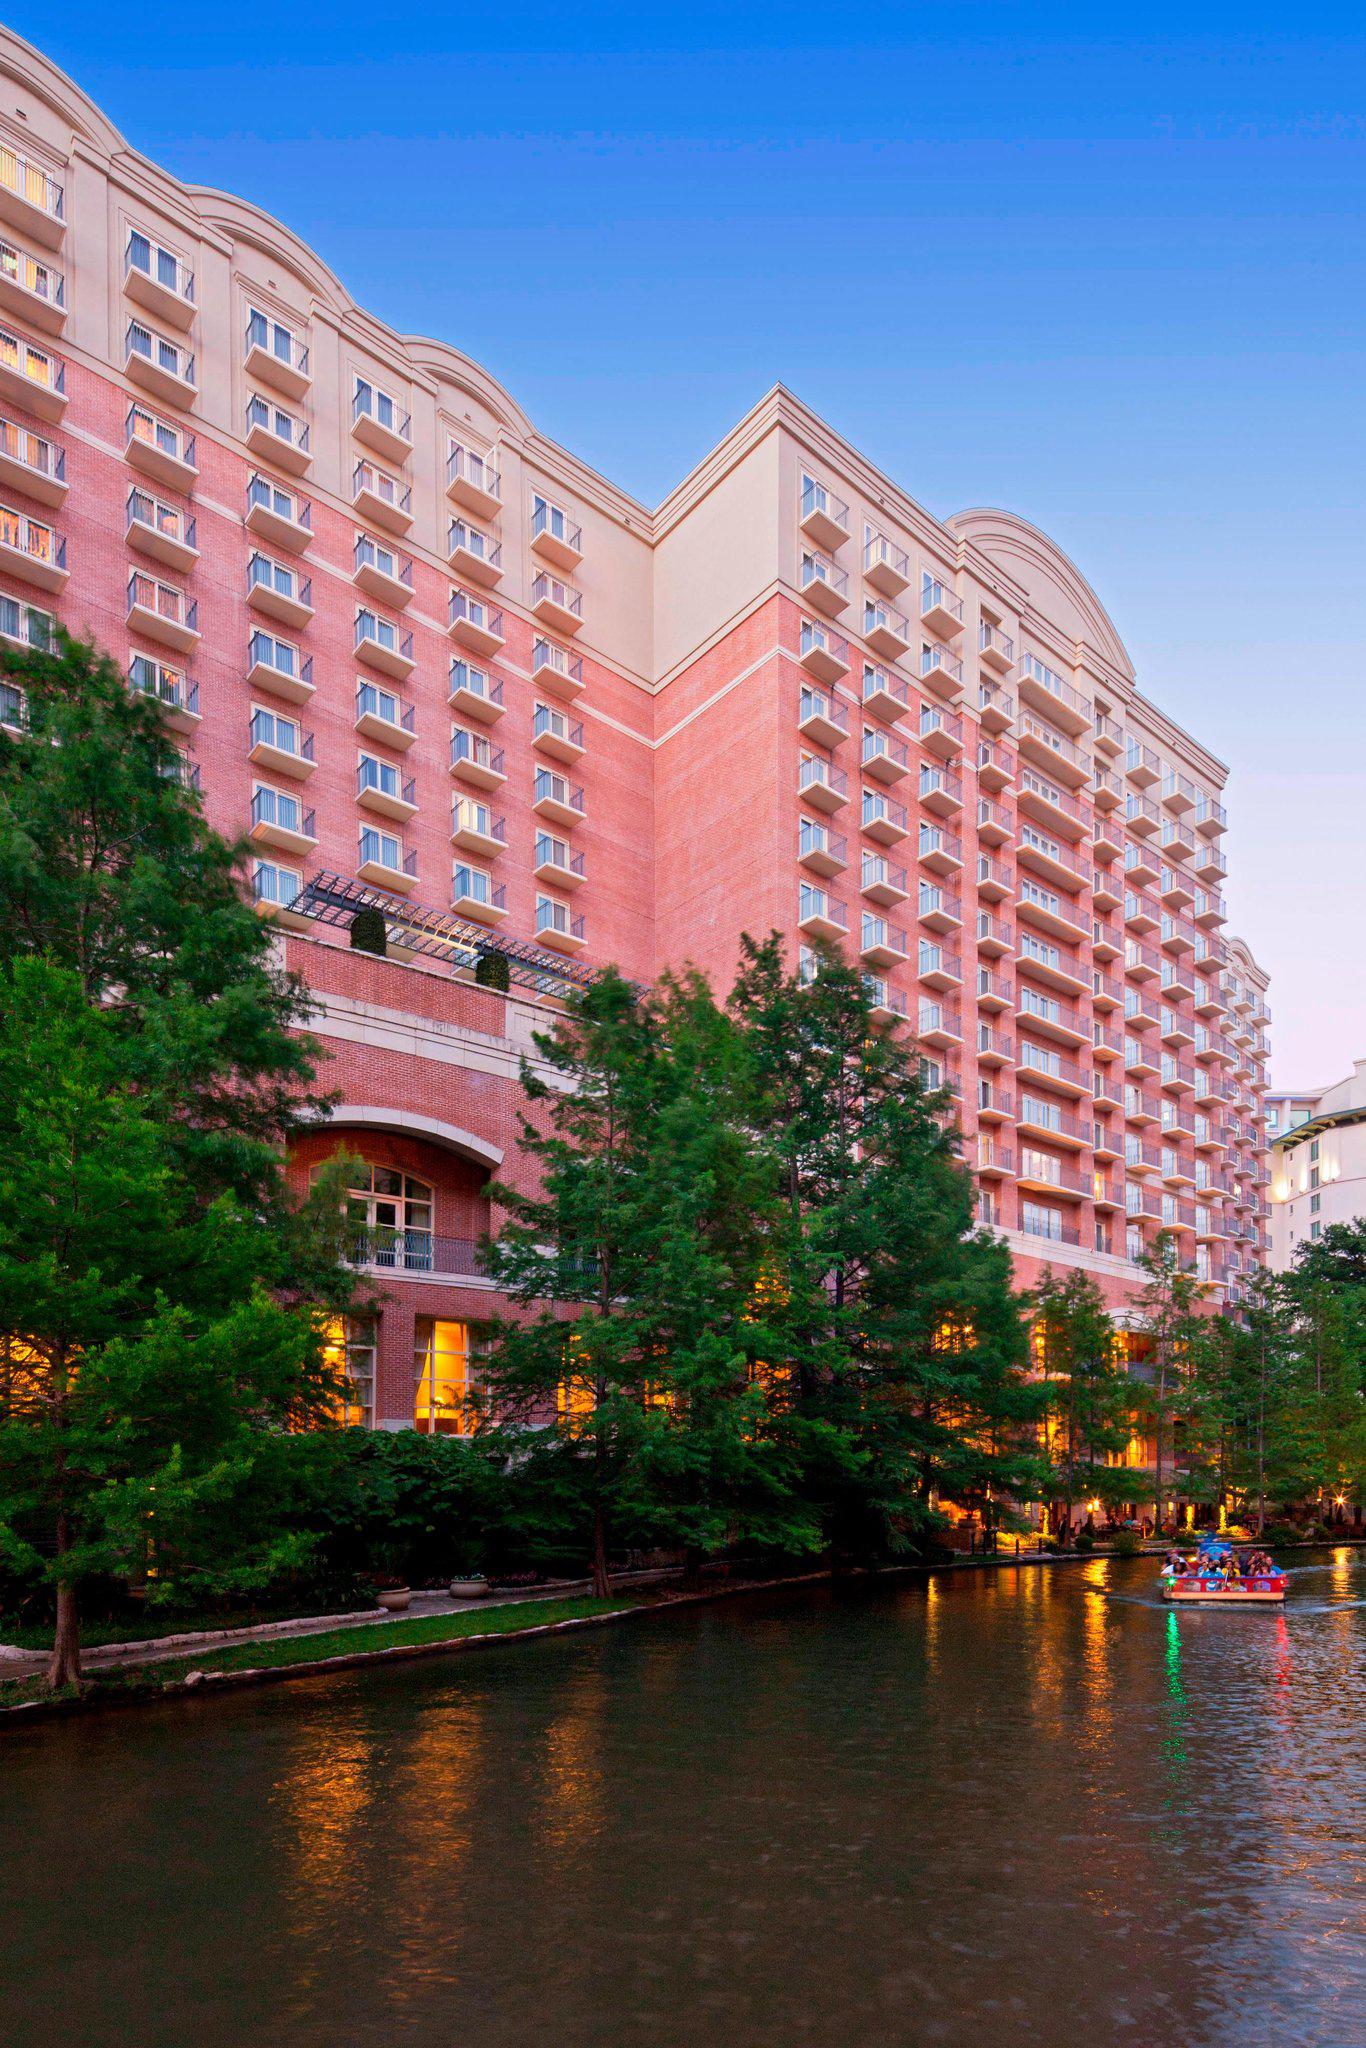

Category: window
[0, 595, 52, 648]
[346, 1164, 432, 1269]
[354, 377, 409, 442]
[250, 629, 303, 679]
[131, 653, 188, 709]
[251, 783, 305, 834]
[320, 1314, 376, 1428]
[1310, 1193, 1321, 1215]
[251, 860, 300, 909]
[359, 825, 405, 873]
[247, 307, 304, 370]
[248, 475, 305, 526]
[126, 320, 193, 384]
[250, 706, 302, 756]
[1311, 1221, 1322, 1241]
[127, 230, 191, 300]
[413, 1318, 483, 1435]
[247, 394, 306, 450]
[454, 863, 495, 906]
[358, 753, 402, 800]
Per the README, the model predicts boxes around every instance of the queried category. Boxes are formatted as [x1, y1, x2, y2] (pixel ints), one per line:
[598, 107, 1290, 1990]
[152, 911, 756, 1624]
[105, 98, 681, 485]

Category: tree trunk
[47, 1516, 81, 1692]
[591, 1497, 611, 1600]
[681, 1541, 705, 1593]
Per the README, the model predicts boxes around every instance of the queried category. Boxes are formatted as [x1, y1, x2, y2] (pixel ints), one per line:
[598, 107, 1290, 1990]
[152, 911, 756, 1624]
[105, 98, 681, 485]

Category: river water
[1, 1553, 1362, 2048]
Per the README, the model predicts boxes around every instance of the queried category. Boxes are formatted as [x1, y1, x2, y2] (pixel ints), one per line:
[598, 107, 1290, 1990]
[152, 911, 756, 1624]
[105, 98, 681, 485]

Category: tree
[1291, 1218, 1366, 1294]
[1132, 1231, 1210, 1532]
[1027, 1268, 1127, 1532]
[0, 639, 351, 1687]
[728, 935, 1036, 1557]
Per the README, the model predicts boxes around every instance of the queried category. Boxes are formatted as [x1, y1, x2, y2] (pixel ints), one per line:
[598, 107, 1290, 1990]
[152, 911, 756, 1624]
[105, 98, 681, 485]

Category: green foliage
[349, 905, 388, 956]
[0, 638, 353, 1687]
[1111, 1529, 1143, 1558]
[475, 948, 511, 993]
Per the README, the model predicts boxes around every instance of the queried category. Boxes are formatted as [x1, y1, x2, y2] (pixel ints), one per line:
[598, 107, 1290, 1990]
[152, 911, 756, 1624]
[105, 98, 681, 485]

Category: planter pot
[449, 1577, 491, 1600]
[374, 1587, 412, 1613]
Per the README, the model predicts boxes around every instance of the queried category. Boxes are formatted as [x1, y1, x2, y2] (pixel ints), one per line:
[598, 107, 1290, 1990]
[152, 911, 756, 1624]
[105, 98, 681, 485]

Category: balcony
[446, 446, 501, 520]
[920, 825, 963, 873]
[526, 828, 583, 892]
[918, 642, 964, 701]
[355, 685, 416, 750]
[536, 900, 587, 955]
[357, 759, 416, 822]
[449, 661, 505, 722]
[801, 550, 849, 617]
[0, 513, 66, 593]
[861, 854, 907, 904]
[860, 790, 907, 842]
[1017, 879, 1086, 947]
[248, 554, 312, 631]
[1160, 864, 1196, 911]
[862, 663, 909, 723]
[1018, 713, 1090, 788]
[243, 396, 308, 476]
[978, 622, 1016, 675]
[446, 520, 502, 589]
[246, 476, 310, 555]
[976, 1089, 1015, 1125]
[352, 460, 412, 533]
[451, 799, 507, 859]
[448, 590, 505, 657]
[977, 1146, 1015, 1180]
[1017, 767, 1087, 842]
[863, 600, 911, 661]
[977, 1027, 1014, 1067]
[0, 147, 64, 248]
[125, 323, 194, 409]
[1126, 741, 1161, 789]
[798, 685, 849, 750]
[858, 529, 908, 599]
[863, 729, 910, 785]
[0, 239, 65, 333]
[800, 478, 850, 554]
[975, 855, 1013, 903]
[1018, 652, 1090, 735]
[798, 886, 848, 942]
[920, 576, 964, 639]
[450, 729, 506, 791]
[532, 639, 585, 700]
[860, 917, 907, 968]
[127, 572, 198, 653]
[249, 714, 315, 783]
[245, 310, 310, 399]
[125, 234, 194, 330]
[798, 620, 849, 686]
[531, 572, 583, 637]
[975, 738, 1013, 792]
[976, 914, 1015, 959]
[798, 821, 848, 878]
[1017, 934, 1086, 998]
[126, 493, 196, 581]
[864, 979, 909, 1025]
[1015, 1099, 1090, 1147]
[0, 327, 65, 422]
[358, 831, 418, 893]
[1016, 1044, 1089, 1101]
[130, 654, 199, 734]
[1194, 841, 1227, 884]
[531, 497, 582, 571]
[1092, 710, 1125, 759]
[918, 885, 961, 933]
[530, 702, 585, 765]
[918, 765, 963, 817]
[352, 384, 412, 465]
[0, 416, 64, 508]
[1162, 770, 1197, 814]
[918, 1001, 961, 1049]
[533, 769, 586, 828]
[918, 944, 961, 991]
[352, 535, 414, 610]
[356, 611, 415, 680]
[1196, 796, 1227, 838]
[248, 632, 313, 706]
[920, 706, 964, 760]
[249, 787, 316, 859]
[1016, 990, 1087, 1051]
[976, 797, 1012, 848]
[1018, 827, 1089, 896]
[1017, 1159, 1090, 1202]
[1093, 768, 1123, 813]
[452, 869, 507, 925]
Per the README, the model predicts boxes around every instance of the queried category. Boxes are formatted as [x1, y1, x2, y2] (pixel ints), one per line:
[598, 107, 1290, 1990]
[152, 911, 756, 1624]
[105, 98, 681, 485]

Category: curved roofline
[948, 505, 1134, 679]
[0, 29, 539, 443]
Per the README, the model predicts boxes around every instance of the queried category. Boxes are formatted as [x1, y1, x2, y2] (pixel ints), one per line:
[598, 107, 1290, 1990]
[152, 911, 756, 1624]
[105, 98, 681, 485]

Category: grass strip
[0, 1595, 642, 1712]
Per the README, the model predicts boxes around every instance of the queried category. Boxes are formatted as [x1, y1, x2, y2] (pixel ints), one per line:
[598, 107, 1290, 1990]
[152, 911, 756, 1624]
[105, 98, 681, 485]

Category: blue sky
[22, 4, 1366, 1083]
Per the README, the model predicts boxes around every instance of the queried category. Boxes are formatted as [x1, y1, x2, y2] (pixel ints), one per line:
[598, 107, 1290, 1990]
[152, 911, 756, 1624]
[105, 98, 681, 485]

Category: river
[1, 1552, 1362, 2047]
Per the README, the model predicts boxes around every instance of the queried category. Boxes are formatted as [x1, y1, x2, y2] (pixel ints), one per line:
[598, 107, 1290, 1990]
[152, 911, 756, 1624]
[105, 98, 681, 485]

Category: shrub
[475, 948, 511, 993]
[1111, 1529, 1143, 1558]
[349, 906, 388, 957]
[1074, 1531, 1095, 1553]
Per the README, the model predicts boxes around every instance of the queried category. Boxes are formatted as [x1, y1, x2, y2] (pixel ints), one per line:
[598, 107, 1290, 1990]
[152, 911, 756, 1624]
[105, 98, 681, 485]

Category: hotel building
[1268, 1061, 1366, 1270]
[0, 30, 1270, 1424]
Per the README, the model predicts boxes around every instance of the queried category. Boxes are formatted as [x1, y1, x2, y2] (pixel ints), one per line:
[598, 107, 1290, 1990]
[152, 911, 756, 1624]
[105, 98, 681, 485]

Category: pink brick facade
[0, 31, 1271, 1421]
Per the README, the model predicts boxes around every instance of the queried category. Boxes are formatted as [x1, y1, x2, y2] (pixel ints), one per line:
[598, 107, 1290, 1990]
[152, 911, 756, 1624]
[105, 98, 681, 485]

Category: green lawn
[0, 1594, 644, 1712]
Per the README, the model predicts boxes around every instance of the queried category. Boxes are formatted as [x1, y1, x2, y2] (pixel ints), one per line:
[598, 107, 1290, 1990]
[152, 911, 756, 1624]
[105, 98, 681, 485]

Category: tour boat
[1160, 1537, 1288, 1606]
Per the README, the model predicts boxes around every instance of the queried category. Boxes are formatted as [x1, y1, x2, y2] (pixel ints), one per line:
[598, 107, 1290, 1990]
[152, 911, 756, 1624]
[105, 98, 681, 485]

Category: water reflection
[0, 1552, 1362, 2048]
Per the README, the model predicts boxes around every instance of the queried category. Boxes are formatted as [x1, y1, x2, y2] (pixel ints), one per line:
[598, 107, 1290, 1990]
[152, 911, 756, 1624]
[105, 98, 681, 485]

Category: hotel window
[347, 1164, 432, 1268]
[1311, 1221, 1322, 1241]
[1310, 1194, 1320, 1215]
[413, 1318, 484, 1435]
[359, 824, 405, 873]
[251, 860, 300, 909]
[247, 306, 304, 370]
[354, 377, 409, 441]
[247, 394, 305, 449]
[323, 1314, 376, 1429]
[0, 595, 52, 648]
[250, 706, 303, 757]
[127, 230, 192, 301]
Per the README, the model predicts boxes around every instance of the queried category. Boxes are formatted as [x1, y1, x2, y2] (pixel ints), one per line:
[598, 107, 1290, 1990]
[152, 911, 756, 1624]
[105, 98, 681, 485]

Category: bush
[1074, 1531, 1095, 1553]
[475, 948, 511, 993]
[1111, 1529, 1143, 1558]
[349, 906, 388, 957]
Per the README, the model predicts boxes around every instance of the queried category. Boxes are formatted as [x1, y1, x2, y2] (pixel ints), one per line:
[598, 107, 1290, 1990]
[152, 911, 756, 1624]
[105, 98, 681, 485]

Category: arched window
[346, 1164, 433, 1272]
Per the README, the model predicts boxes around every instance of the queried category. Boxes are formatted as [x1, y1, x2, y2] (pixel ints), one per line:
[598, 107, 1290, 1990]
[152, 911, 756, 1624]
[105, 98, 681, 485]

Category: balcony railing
[348, 1228, 484, 1277]
[0, 144, 64, 228]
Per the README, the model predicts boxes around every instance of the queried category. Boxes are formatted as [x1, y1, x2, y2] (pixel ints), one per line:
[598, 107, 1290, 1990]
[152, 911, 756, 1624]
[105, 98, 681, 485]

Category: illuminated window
[413, 1317, 482, 1433]
[322, 1315, 376, 1427]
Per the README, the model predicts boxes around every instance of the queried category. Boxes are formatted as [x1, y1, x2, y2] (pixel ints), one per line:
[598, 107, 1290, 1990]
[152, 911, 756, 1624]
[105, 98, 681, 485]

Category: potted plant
[370, 1569, 412, 1613]
[449, 1574, 491, 1600]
